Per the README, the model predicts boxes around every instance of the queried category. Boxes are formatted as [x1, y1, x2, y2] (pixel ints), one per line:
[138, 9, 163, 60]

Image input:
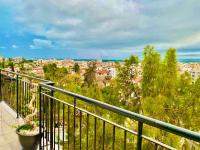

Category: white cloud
[29, 39, 53, 49]
[147, 32, 200, 50]
[178, 52, 200, 56]
[12, 45, 18, 48]
[3, 0, 142, 48]
[1, 0, 200, 58]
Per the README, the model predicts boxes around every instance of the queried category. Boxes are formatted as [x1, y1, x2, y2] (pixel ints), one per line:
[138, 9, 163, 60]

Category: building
[179, 63, 200, 81]
[0, 57, 4, 62]
[190, 69, 200, 81]
[12, 57, 23, 63]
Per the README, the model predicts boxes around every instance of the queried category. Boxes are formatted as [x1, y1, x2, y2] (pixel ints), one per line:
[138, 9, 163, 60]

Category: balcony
[0, 69, 199, 150]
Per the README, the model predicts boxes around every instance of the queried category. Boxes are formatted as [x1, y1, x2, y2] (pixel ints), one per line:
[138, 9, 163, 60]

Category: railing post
[73, 98, 76, 150]
[39, 85, 42, 150]
[49, 83, 54, 150]
[137, 121, 143, 150]
[16, 75, 19, 118]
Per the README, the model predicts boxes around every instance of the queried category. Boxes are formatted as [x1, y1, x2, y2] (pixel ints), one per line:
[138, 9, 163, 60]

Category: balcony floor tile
[0, 101, 23, 150]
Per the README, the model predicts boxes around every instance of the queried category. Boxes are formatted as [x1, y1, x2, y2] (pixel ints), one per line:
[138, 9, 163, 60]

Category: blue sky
[0, 0, 200, 60]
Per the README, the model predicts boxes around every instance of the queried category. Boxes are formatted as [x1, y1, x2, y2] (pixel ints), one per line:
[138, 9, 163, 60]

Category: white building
[108, 67, 117, 78]
[189, 69, 200, 81]
[179, 63, 200, 81]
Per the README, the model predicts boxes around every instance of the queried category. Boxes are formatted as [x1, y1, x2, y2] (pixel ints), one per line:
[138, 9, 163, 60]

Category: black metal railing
[0, 69, 199, 150]
[0, 69, 53, 119]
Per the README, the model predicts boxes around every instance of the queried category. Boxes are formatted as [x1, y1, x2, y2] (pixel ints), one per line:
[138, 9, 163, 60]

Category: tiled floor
[0, 101, 23, 150]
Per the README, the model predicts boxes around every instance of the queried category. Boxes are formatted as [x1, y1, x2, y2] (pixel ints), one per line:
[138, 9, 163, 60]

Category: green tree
[178, 72, 192, 95]
[19, 63, 26, 73]
[43, 63, 57, 80]
[142, 45, 161, 97]
[57, 67, 68, 79]
[43, 63, 68, 81]
[0, 58, 5, 68]
[83, 61, 97, 87]
[73, 62, 80, 73]
[189, 77, 200, 130]
[102, 79, 119, 105]
[59, 74, 82, 93]
[8, 61, 15, 72]
[163, 48, 178, 97]
[116, 55, 141, 112]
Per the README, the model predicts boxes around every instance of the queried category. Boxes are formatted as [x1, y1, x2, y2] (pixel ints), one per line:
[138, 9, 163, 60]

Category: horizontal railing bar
[142, 135, 176, 150]
[1, 74, 16, 80]
[41, 87, 52, 92]
[18, 79, 39, 85]
[41, 92, 138, 134]
[40, 83, 200, 143]
[40, 92, 176, 149]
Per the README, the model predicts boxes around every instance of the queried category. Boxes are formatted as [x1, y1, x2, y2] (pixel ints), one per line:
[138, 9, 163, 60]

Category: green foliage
[17, 124, 34, 132]
[142, 47, 200, 148]
[73, 62, 80, 73]
[142, 45, 161, 97]
[43, 63, 68, 81]
[116, 55, 141, 112]
[19, 63, 26, 73]
[8, 61, 15, 71]
[58, 74, 82, 93]
[21, 58, 33, 63]
[124, 55, 139, 66]
[43, 63, 57, 80]
[0, 62, 5, 68]
[163, 48, 178, 97]
[178, 72, 192, 95]
[83, 61, 97, 87]
[82, 83, 103, 100]
[30, 46, 199, 149]
[102, 79, 119, 105]
[0, 58, 5, 68]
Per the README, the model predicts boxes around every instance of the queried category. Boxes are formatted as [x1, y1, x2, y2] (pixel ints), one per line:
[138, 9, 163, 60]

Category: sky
[0, 0, 200, 60]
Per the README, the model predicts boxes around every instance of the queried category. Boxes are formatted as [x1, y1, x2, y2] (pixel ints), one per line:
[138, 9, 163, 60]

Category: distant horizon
[1, 56, 200, 63]
[1, 48, 200, 61]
